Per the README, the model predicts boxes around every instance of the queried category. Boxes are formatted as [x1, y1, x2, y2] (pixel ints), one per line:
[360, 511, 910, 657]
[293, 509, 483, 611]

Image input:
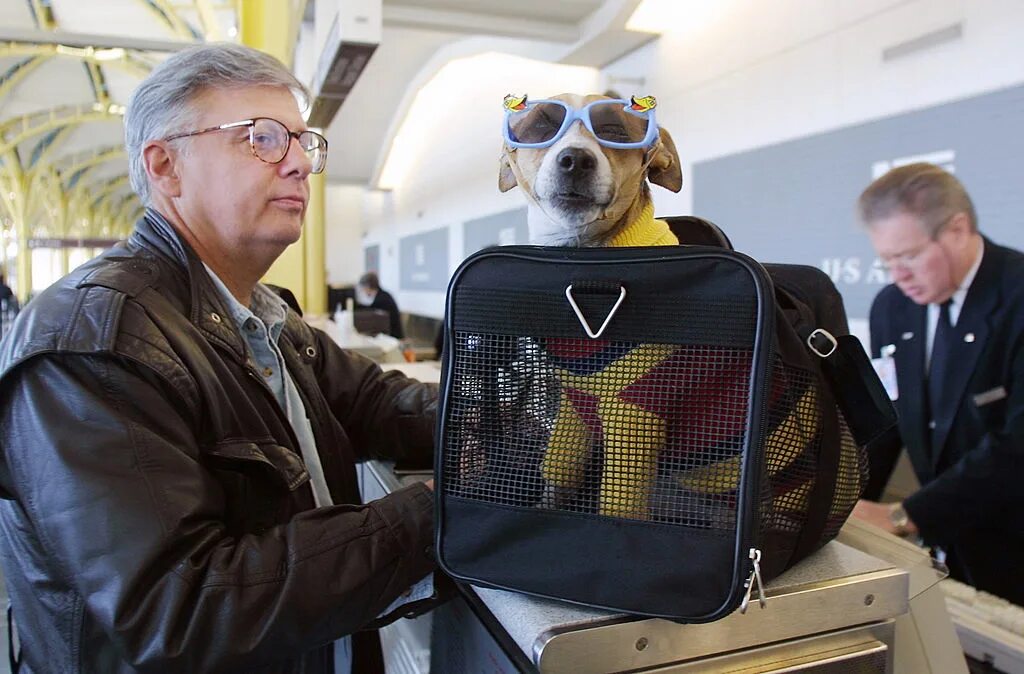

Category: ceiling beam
[59, 147, 126, 184]
[0, 56, 49, 100]
[0, 28, 198, 52]
[557, 0, 654, 68]
[193, 0, 226, 40]
[0, 44, 154, 77]
[140, 0, 201, 40]
[0, 106, 123, 156]
[89, 175, 131, 210]
[29, 0, 58, 31]
[383, 4, 579, 43]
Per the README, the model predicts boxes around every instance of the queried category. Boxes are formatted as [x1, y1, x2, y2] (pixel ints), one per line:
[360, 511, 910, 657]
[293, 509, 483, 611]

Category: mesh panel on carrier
[436, 246, 867, 621]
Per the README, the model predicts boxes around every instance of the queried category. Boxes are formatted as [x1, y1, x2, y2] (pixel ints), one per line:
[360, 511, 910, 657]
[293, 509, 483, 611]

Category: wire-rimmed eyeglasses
[164, 117, 328, 174]
[878, 216, 955, 272]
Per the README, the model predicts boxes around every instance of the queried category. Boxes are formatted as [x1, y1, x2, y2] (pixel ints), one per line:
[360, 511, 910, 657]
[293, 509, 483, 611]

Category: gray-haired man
[853, 162, 1024, 606]
[0, 43, 438, 672]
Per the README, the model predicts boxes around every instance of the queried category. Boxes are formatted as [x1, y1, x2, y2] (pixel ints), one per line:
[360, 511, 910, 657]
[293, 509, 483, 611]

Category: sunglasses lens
[588, 101, 650, 145]
[508, 103, 567, 145]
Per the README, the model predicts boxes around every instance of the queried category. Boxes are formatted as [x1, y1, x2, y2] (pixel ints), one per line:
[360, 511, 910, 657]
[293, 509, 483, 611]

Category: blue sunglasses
[503, 97, 659, 150]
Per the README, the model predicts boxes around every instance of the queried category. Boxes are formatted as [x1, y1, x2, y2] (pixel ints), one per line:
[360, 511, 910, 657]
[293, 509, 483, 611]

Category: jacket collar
[129, 208, 248, 362]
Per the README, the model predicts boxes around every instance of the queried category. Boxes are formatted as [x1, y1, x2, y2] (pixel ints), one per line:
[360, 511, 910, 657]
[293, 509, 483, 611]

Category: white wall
[358, 51, 599, 319]
[358, 0, 1024, 319]
[607, 0, 1024, 220]
[324, 183, 365, 288]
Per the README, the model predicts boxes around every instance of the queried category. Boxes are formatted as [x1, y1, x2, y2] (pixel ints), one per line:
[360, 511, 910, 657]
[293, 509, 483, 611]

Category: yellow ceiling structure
[0, 0, 243, 297]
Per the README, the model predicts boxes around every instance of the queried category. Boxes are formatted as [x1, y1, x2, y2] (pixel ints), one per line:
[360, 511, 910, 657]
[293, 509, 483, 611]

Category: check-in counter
[305, 315, 405, 362]
[359, 362, 971, 673]
[358, 457, 972, 674]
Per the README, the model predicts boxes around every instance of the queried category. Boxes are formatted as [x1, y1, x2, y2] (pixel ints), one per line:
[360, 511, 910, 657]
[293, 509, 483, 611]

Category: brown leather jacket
[0, 210, 438, 673]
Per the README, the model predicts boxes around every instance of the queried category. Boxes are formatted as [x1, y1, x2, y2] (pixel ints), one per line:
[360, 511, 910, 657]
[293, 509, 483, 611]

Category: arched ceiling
[0, 0, 237, 242]
[319, 0, 653, 186]
[0, 0, 655, 240]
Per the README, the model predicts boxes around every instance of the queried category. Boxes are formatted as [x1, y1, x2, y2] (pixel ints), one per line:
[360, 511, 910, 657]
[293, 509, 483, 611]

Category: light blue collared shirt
[202, 266, 434, 672]
[203, 265, 353, 671]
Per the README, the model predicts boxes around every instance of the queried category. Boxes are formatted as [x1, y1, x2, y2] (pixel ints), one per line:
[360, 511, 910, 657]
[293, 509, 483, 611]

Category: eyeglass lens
[251, 118, 327, 173]
[588, 102, 649, 143]
[507, 103, 567, 144]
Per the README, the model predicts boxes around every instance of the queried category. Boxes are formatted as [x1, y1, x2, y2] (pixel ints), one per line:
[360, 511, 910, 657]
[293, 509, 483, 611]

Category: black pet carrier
[434, 242, 896, 622]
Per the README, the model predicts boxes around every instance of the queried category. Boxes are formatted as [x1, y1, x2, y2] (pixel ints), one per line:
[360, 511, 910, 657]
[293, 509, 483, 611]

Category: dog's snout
[556, 148, 597, 175]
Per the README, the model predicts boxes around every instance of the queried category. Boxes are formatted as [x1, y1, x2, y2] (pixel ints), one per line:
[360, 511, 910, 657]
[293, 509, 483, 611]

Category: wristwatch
[888, 502, 910, 536]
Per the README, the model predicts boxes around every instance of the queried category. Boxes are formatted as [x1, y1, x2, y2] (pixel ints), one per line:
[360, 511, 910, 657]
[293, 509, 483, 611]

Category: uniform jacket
[870, 237, 1024, 602]
[0, 210, 438, 672]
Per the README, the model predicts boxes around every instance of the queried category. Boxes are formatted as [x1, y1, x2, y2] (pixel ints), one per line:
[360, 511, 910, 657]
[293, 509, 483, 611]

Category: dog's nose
[556, 148, 597, 175]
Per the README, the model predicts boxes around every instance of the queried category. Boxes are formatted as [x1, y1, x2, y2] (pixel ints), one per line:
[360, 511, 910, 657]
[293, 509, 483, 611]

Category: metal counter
[362, 460, 922, 673]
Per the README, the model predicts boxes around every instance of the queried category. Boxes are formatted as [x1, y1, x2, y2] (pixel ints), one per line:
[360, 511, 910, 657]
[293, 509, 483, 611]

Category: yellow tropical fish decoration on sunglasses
[630, 95, 657, 112]
[503, 94, 528, 111]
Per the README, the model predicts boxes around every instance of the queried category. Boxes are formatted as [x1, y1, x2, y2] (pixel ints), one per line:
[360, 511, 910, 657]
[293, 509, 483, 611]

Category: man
[0, 271, 16, 338]
[853, 162, 1024, 605]
[0, 43, 438, 672]
[356, 271, 403, 339]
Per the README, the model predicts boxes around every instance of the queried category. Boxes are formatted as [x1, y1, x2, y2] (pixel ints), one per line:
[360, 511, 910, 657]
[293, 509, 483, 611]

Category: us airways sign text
[820, 257, 892, 286]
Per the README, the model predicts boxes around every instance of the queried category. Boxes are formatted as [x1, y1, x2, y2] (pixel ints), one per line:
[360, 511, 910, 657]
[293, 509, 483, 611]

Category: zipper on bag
[739, 547, 767, 613]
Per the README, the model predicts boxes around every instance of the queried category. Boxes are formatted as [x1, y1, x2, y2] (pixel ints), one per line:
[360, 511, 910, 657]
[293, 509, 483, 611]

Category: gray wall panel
[363, 244, 379, 274]
[693, 83, 1024, 319]
[463, 208, 529, 256]
[399, 227, 450, 291]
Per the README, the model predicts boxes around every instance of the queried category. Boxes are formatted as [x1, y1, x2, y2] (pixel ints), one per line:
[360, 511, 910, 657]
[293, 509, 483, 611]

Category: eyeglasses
[164, 117, 328, 174]
[878, 217, 953, 271]
[502, 97, 659, 150]
[880, 239, 941, 272]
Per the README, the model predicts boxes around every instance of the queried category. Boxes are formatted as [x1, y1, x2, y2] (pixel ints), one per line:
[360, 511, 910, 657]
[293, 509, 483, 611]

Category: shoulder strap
[795, 311, 898, 448]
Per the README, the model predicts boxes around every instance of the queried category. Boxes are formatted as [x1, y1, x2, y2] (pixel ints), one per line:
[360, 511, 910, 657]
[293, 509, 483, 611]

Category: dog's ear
[648, 127, 682, 193]
[498, 149, 518, 193]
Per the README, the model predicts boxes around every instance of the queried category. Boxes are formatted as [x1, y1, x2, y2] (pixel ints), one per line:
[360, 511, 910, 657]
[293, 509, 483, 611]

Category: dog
[491, 94, 821, 526]
[498, 93, 682, 247]
[497, 93, 696, 520]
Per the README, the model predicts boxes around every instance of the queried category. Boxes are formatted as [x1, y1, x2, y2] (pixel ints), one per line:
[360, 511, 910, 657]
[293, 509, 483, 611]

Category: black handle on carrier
[564, 280, 628, 339]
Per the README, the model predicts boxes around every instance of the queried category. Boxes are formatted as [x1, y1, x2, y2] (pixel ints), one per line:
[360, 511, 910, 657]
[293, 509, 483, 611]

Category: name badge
[871, 344, 898, 401]
[973, 386, 1007, 407]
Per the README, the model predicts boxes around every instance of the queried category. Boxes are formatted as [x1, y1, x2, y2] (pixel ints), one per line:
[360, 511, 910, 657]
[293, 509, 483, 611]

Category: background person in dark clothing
[356, 271, 404, 339]
[0, 272, 17, 339]
[852, 162, 1024, 606]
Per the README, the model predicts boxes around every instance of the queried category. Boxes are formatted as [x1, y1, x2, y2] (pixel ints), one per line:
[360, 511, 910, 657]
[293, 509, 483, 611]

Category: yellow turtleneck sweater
[542, 200, 679, 519]
[606, 201, 678, 248]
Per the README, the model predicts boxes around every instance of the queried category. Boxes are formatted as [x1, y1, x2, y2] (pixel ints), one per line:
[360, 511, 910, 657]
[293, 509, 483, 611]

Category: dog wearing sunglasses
[499, 93, 682, 246]
[496, 94, 698, 521]
[491, 95, 819, 533]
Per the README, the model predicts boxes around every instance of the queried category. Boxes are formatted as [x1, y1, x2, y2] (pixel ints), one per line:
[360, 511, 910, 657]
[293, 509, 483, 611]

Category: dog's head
[499, 93, 681, 246]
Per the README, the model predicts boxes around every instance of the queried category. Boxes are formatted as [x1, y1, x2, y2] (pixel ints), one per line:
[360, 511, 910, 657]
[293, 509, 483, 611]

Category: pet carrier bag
[434, 243, 896, 622]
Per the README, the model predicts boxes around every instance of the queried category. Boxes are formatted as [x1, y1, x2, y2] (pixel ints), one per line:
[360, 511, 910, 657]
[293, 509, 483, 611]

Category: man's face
[866, 210, 958, 305]
[355, 284, 376, 305]
[172, 85, 312, 256]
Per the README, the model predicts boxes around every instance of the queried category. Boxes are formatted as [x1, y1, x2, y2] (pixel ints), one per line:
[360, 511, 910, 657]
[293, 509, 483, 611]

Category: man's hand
[851, 499, 918, 537]
[424, 479, 434, 491]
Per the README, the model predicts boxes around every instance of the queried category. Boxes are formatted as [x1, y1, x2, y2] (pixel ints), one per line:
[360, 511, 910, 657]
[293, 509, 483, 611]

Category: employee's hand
[424, 479, 434, 491]
[851, 499, 917, 537]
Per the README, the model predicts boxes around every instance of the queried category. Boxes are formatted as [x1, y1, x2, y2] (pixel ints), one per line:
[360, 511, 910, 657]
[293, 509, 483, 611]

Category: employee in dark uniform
[852, 162, 1024, 605]
[356, 271, 404, 339]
